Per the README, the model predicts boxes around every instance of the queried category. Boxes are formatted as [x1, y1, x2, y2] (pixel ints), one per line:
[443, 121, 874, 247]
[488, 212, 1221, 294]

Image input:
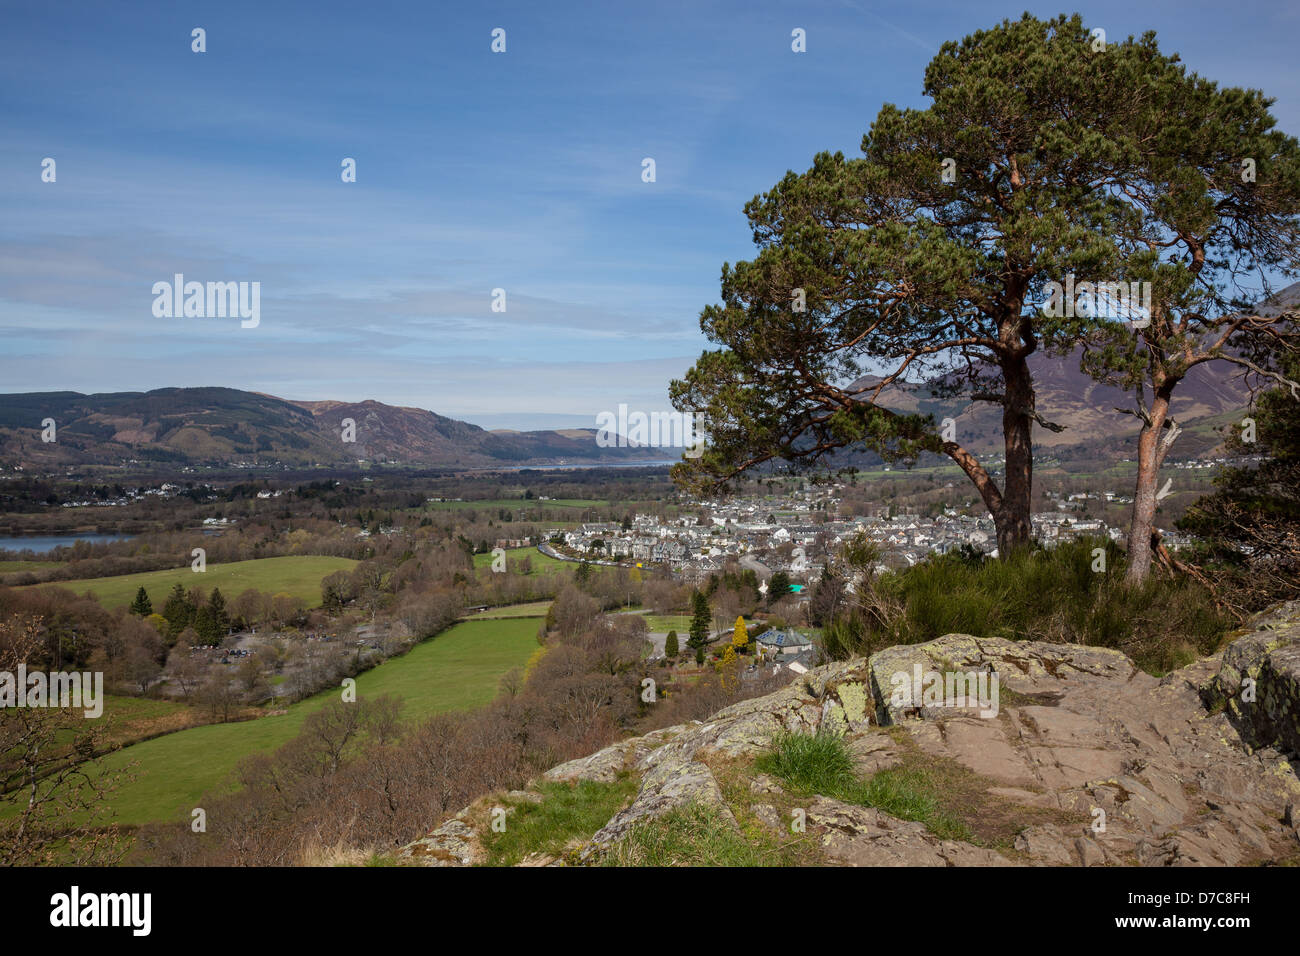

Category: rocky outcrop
[1206, 600, 1300, 758]
[398, 602, 1300, 866]
[396, 817, 485, 866]
[807, 796, 1014, 866]
[543, 726, 689, 783]
[585, 758, 736, 851]
[868, 635, 1135, 725]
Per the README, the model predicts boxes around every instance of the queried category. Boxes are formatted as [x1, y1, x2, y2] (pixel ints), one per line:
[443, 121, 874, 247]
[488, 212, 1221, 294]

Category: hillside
[81, 618, 540, 827]
[840, 347, 1254, 461]
[0, 336, 1272, 473]
[395, 602, 1300, 867]
[836, 279, 1300, 462]
[0, 388, 669, 470]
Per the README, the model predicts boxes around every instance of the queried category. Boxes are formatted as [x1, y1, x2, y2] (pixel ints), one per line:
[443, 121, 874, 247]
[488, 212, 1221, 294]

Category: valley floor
[80, 617, 539, 826]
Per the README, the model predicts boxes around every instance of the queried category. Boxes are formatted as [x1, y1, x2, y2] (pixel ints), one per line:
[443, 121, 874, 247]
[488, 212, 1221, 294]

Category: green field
[472, 546, 570, 576]
[468, 600, 552, 619]
[86, 617, 539, 825]
[425, 498, 604, 511]
[644, 614, 692, 633]
[51, 695, 198, 753]
[31, 555, 358, 608]
[0, 559, 60, 573]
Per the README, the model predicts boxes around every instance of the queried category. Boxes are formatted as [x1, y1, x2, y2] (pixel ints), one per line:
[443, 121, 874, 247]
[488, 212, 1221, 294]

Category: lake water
[0, 533, 135, 555]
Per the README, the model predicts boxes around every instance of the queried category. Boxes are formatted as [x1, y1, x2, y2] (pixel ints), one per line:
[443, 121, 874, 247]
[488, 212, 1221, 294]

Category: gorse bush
[822, 539, 1230, 674]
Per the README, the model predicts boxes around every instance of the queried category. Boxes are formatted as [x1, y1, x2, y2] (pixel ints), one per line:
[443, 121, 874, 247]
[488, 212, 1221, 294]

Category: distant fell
[0, 388, 668, 470]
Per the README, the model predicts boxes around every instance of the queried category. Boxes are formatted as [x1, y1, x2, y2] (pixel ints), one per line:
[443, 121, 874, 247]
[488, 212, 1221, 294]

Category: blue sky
[2, 0, 1297, 430]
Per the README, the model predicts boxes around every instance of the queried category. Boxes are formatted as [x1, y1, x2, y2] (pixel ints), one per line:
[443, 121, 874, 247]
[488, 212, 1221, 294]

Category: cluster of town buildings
[56, 482, 189, 508]
[549, 482, 1133, 581]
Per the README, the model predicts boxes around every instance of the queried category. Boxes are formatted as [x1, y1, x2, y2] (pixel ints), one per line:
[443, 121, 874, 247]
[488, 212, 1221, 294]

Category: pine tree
[688, 590, 711, 658]
[322, 583, 342, 613]
[669, 13, 1300, 561]
[664, 630, 679, 659]
[194, 604, 221, 646]
[1180, 352, 1300, 606]
[128, 586, 153, 617]
[208, 587, 229, 634]
[808, 565, 842, 627]
[161, 582, 194, 638]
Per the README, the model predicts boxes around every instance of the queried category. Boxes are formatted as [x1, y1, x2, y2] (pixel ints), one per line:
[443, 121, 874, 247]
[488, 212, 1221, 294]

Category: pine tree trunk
[997, 358, 1036, 556]
[1125, 391, 1173, 585]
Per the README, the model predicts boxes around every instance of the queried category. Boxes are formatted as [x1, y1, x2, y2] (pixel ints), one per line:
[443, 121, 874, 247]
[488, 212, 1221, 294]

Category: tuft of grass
[297, 841, 373, 867]
[754, 730, 857, 797]
[597, 803, 800, 867]
[480, 777, 637, 866]
[755, 730, 973, 842]
[857, 765, 972, 841]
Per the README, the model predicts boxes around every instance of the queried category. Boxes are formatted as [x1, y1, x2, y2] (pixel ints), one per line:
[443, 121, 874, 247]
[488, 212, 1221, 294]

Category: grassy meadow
[425, 498, 604, 511]
[86, 617, 539, 826]
[644, 614, 691, 633]
[472, 546, 570, 576]
[30, 555, 358, 608]
[0, 559, 60, 573]
[467, 600, 552, 619]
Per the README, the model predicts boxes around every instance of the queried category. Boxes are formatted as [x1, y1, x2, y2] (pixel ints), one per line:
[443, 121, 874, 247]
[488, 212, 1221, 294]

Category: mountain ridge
[0, 387, 669, 470]
[843, 346, 1253, 458]
[0, 344, 1257, 471]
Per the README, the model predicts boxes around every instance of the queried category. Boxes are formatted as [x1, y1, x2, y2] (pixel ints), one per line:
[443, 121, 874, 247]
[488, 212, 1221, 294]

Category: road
[537, 542, 625, 568]
[739, 554, 771, 581]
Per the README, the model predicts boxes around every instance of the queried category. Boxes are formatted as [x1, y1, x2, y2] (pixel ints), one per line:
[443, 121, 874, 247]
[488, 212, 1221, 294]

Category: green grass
[471, 546, 569, 576]
[426, 498, 604, 511]
[0, 559, 60, 572]
[480, 777, 638, 866]
[756, 730, 972, 842]
[77, 617, 540, 826]
[29, 555, 358, 609]
[47, 695, 197, 753]
[597, 803, 803, 867]
[755, 729, 858, 796]
[92, 694, 194, 734]
[644, 614, 691, 633]
[467, 600, 552, 619]
[856, 766, 970, 840]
